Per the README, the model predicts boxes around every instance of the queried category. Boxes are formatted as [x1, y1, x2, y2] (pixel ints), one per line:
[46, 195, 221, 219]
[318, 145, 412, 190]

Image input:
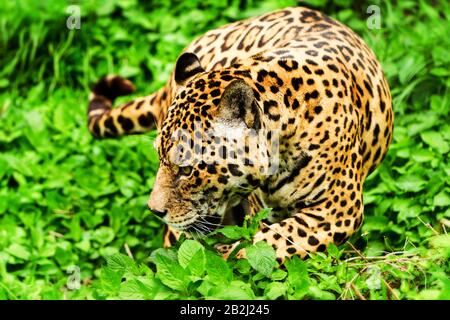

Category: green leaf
[246, 241, 277, 277]
[6, 243, 31, 260]
[271, 269, 287, 281]
[217, 225, 247, 240]
[98, 267, 122, 297]
[106, 253, 139, 276]
[430, 68, 450, 76]
[286, 256, 310, 299]
[209, 280, 255, 299]
[235, 258, 252, 275]
[178, 240, 204, 268]
[247, 208, 272, 235]
[433, 191, 450, 207]
[52, 104, 74, 132]
[411, 149, 435, 163]
[265, 282, 287, 300]
[365, 241, 385, 257]
[153, 249, 189, 291]
[187, 249, 206, 278]
[326, 243, 341, 259]
[437, 279, 450, 300]
[118, 278, 157, 300]
[395, 175, 426, 192]
[118, 279, 146, 300]
[205, 251, 233, 284]
[363, 215, 390, 232]
[420, 131, 449, 154]
[93, 227, 115, 245]
[119, 65, 141, 78]
[308, 286, 336, 300]
[430, 234, 450, 249]
[0, 78, 9, 88]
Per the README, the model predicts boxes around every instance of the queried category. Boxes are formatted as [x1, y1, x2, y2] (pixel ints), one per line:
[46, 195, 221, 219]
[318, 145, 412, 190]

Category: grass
[0, 0, 449, 300]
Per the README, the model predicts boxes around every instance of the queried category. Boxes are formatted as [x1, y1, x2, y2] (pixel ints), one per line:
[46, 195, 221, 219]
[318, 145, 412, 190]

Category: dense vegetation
[0, 0, 448, 300]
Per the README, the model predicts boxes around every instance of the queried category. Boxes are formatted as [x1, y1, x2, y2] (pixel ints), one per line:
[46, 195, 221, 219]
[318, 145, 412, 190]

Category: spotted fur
[88, 7, 393, 261]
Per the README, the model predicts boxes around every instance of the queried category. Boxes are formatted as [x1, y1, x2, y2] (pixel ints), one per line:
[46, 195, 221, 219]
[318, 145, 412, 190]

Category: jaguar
[87, 7, 393, 261]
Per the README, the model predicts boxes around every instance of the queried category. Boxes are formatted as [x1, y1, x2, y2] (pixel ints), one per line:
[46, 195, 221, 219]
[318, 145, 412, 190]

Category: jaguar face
[148, 61, 273, 234]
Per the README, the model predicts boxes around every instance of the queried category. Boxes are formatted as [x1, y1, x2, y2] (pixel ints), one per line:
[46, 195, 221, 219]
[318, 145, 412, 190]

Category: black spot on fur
[218, 175, 228, 184]
[333, 232, 347, 245]
[297, 228, 307, 237]
[227, 164, 243, 177]
[118, 115, 134, 131]
[138, 112, 153, 127]
[308, 235, 319, 246]
[287, 247, 297, 254]
[291, 77, 303, 90]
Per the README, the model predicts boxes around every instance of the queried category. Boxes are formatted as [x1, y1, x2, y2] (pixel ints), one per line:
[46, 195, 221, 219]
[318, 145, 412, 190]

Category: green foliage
[0, 0, 449, 300]
[93, 216, 449, 300]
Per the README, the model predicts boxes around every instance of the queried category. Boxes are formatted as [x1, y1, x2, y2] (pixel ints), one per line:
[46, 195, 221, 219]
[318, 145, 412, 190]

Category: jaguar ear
[218, 79, 260, 130]
[174, 52, 204, 85]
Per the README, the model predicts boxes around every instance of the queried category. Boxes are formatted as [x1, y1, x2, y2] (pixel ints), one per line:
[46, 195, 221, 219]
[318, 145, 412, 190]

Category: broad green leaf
[433, 191, 450, 207]
[196, 279, 215, 296]
[217, 226, 247, 240]
[326, 243, 341, 259]
[286, 256, 309, 299]
[264, 282, 287, 300]
[411, 149, 435, 163]
[106, 253, 139, 276]
[52, 104, 74, 132]
[6, 243, 30, 260]
[98, 267, 122, 297]
[153, 250, 189, 291]
[246, 241, 277, 277]
[118, 278, 157, 300]
[235, 258, 252, 275]
[420, 131, 449, 154]
[205, 251, 233, 284]
[271, 269, 287, 281]
[118, 279, 146, 300]
[119, 65, 141, 78]
[187, 249, 206, 278]
[430, 234, 450, 249]
[416, 290, 442, 300]
[178, 240, 204, 268]
[430, 67, 449, 77]
[93, 227, 115, 245]
[248, 208, 272, 235]
[395, 175, 426, 192]
[308, 286, 336, 300]
[363, 215, 390, 232]
[208, 281, 255, 300]
[365, 241, 385, 257]
[437, 279, 450, 300]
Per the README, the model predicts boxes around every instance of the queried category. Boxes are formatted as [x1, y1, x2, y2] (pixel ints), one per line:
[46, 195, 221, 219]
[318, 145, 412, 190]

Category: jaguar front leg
[220, 190, 364, 262]
[163, 225, 182, 248]
[254, 196, 364, 262]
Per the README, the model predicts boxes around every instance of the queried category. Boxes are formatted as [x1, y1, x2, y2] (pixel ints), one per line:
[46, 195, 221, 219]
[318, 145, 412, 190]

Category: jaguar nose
[150, 209, 167, 218]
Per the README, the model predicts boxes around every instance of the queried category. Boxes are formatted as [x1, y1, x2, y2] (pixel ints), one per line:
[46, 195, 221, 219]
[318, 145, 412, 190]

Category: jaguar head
[148, 53, 277, 234]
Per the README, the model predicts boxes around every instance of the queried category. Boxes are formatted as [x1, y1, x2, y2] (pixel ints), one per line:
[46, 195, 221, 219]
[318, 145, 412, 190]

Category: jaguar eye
[179, 166, 193, 176]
